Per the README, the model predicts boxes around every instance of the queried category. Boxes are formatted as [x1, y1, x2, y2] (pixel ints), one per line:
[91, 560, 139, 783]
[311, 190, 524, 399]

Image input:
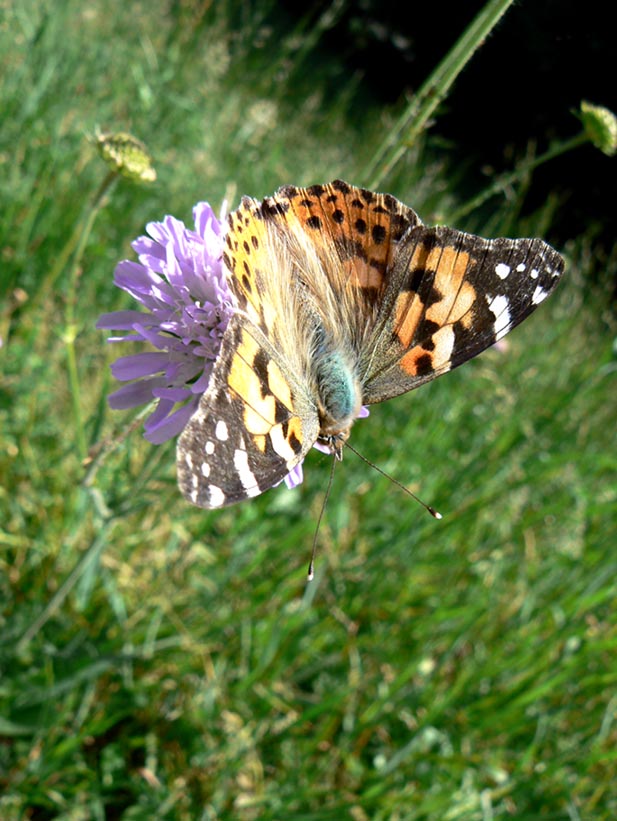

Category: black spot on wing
[307, 183, 326, 197]
[252, 347, 270, 397]
[331, 179, 351, 194]
[372, 224, 386, 244]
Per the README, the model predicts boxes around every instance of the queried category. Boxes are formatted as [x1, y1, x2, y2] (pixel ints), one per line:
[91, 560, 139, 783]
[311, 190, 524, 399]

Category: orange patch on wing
[425, 246, 475, 326]
[227, 331, 261, 397]
[286, 416, 303, 445]
[243, 396, 277, 435]
[395, 243, 478, 351]
[426, 278, 476, 327]
[228, 350, 257, 401]
[266, 358, 293, 408]
[399, 347, 433, 376]
[254, 434, 267, 454]
[451, 281, 476, 328]
[225, 199, 271, 317]
[392, 242, 433, 347]
[228, 332, 282, 436]
[394, 291, 424, 349]
[238, 329, 261, 360]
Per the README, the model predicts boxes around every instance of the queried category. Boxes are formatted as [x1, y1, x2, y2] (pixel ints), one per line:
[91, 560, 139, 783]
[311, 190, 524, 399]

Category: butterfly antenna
[307, 454, 337, 582]
[343, 441, 442, 520]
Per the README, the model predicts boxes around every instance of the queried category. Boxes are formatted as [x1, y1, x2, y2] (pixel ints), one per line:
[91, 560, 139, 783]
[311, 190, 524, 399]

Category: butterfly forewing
[177, 316, 318, 508]
[362, 226, 564, 403]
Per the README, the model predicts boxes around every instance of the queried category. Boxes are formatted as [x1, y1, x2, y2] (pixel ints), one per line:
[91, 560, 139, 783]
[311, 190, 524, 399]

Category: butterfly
[177, 180, 564, 509]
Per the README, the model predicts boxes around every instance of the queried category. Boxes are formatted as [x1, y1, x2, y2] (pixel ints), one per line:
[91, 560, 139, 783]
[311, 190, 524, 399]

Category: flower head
[97, 202, 233, 444]
[98, 199, 368, 493]
[580, 101, 617, 157]
[95, 130, 157, 182]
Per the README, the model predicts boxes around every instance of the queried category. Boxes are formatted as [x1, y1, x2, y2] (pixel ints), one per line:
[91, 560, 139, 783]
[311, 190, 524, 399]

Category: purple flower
[98, 200, 368, 493]
[97, 202, 234, 444]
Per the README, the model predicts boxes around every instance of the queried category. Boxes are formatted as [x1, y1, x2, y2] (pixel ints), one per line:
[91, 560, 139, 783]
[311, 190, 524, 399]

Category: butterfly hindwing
[224, 181, 422, 348]
[277, 179, 420, 295]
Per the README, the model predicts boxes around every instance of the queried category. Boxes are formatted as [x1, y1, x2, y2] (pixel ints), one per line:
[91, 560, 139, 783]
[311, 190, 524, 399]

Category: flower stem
[63, 170, 118, 460]
[446, 131, 589, 223]
[364, 0, 517, 189]
[34, 171, 117, 309]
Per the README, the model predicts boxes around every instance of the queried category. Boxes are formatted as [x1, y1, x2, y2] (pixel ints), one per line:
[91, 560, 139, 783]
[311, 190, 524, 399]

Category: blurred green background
[1, 1, 616, 819]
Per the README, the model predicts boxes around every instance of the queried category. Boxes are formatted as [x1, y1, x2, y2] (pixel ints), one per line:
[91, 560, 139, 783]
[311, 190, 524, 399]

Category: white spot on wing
[532, 285, 548, 305]
[215, 420, 228, 441]
[201, 462, 210, 478]
[205, 440, 215, 455]
[495, 263, 511, 280]
[234, 448, 261, 497]
[530, 268, 539, 279]
[269, 424, 298, 463]
[487, 294, 511, 340]
[516, 262, 526, 272]
[209, 485, 226, 507]
[487, 293, 510, 319]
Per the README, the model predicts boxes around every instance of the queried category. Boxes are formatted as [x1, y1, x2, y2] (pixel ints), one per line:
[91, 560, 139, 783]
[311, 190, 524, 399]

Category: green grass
[1, 1, 616, 819]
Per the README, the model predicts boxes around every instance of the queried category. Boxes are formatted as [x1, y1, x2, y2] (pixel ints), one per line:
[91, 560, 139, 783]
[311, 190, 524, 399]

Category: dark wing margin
[177, 316, 318, 508]
[363, 225, 565, 403]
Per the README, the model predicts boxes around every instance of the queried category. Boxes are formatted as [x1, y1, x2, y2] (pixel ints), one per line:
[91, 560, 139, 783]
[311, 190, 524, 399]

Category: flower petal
[108, 378, 166, 409]
[111, 352, 171, 380]
[98, 200, 234, 447]
[284, 463, 304, 489]
[96, 310, 154, 330]
[144, 399, 199, 444]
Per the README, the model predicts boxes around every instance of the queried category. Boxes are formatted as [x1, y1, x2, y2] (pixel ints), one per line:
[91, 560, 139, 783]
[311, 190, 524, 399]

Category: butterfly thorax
[313, 345, 362, 451]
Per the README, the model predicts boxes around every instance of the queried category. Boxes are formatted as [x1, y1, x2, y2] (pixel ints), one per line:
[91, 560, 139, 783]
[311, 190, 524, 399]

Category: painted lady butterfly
[177, 180, 564, 508]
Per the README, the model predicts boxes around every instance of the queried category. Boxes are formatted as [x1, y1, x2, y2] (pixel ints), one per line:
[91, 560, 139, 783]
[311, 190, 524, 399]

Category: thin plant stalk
[63, 171, 118, 460]
[364, 0, 517, 188]
[446, 131, 590, 223]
